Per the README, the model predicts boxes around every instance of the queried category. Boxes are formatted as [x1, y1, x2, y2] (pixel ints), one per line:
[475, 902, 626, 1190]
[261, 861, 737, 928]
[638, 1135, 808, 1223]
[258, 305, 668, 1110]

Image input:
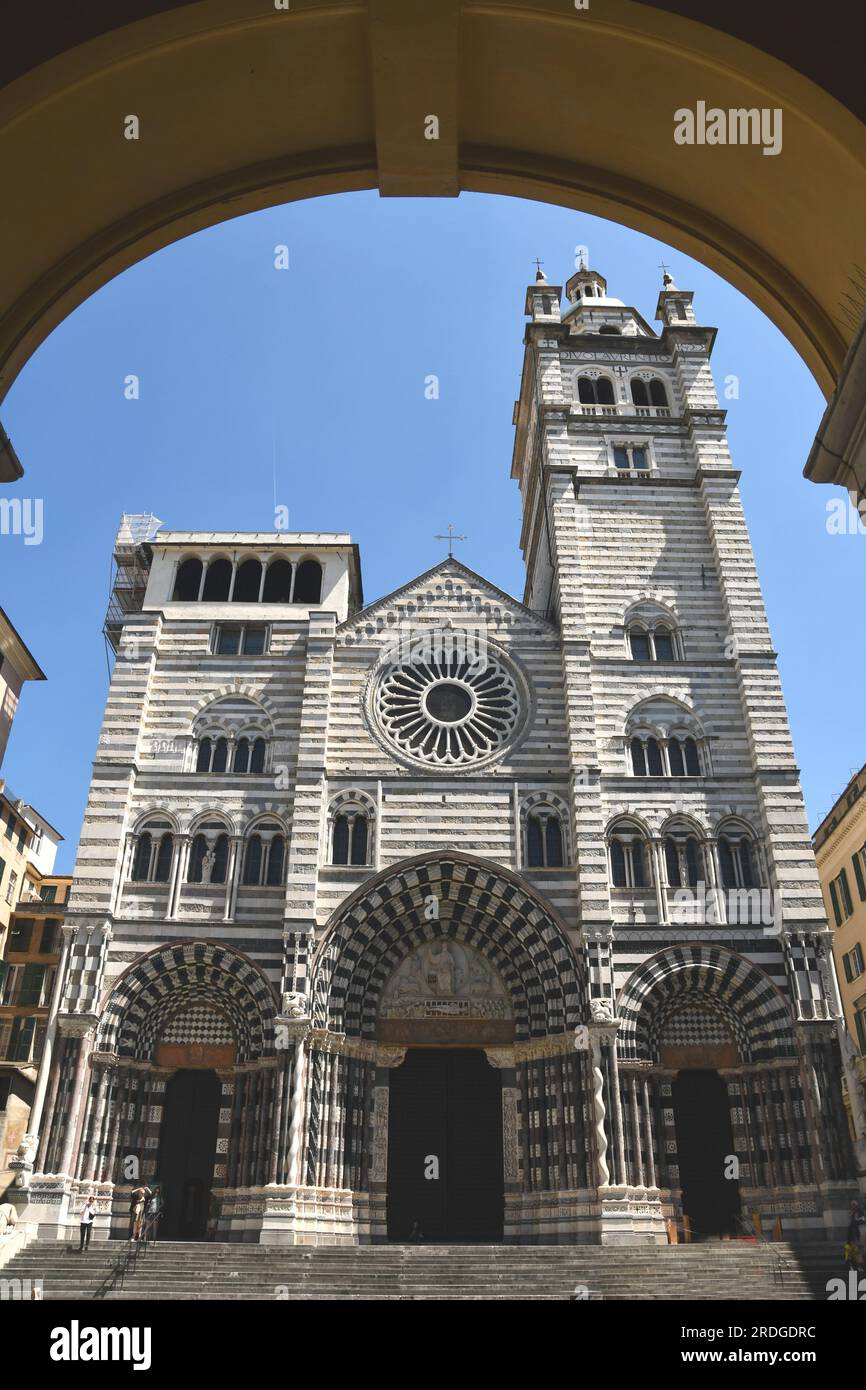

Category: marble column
[56, 1020, 97, 1178]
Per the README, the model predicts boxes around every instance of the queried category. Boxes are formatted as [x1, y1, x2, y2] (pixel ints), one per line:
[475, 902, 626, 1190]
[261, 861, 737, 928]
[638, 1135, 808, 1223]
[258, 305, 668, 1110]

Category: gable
[337, 558, 558, 650]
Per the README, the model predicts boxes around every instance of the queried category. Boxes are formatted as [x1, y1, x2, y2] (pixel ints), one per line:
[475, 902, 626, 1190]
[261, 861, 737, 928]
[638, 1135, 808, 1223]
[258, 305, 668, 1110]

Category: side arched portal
[38, 942, 287, 1240]
[614, 945, 852, 1240]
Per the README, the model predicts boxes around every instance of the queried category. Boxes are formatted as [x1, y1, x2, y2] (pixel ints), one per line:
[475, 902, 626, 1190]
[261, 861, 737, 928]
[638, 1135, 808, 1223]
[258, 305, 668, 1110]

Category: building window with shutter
[829, 868, 854, 925]
[843, 943, 865, 982]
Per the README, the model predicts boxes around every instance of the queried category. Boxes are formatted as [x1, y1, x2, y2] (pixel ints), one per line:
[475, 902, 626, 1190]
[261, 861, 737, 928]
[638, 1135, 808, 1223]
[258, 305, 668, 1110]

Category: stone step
[1, 1238, 840, 1301]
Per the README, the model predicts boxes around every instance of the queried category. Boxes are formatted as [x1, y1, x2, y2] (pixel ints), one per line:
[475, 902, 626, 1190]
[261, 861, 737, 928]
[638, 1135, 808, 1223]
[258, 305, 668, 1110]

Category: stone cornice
[813, 789, 866, 864]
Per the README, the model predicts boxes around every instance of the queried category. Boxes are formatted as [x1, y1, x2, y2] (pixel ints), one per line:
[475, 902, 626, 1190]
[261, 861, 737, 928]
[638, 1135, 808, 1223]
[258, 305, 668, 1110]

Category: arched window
[653, 626, 674, 662]
[332, 816, 350, 865]
[188, 834, 207, 883]
[632, 733, 700, 777]
[527, 815, 543, 867]
[668, 739, 685, 776]
[173, 557, 202, 601]
[202, 558, 232, 601]
[130, 823, 174, 883]
[195, 737, 212, 772]
[630, 737, 646, 776]
[131, 833, 152, 882]
[250, 737, 266, 773]
[525, 810, 566, 868]
[665, 835, 702, 888]
[188, 826, 230, 885]
[331, 812, 369, 866]
[153, 833, 173, 882]
[212, 833, 229, 885]
[631, 379, 650, 407]
[609, 827, 649, 888]
[293, 559, 323, 604]
[627, 620, 677, 662]
[242, 835, 263, 885]
[263, 558, 293, 603]
[241, 824, 285, 885]
[596, 377, 615, 405]
[351, 817, 368, 866]
[649, 378, 668, 407]
[232, 558, 262, 603]
[598, 323, 621, 335]
[576, 375, 615, 406]
[630, 736, 664, 775]
[719, 834, 757, 890]
[546, 818, 564, 867]
[683, 737, 700, 776]
[211, 737, 228, 774]
[234, 737, 250, 774]
[265, 835, 285, 886]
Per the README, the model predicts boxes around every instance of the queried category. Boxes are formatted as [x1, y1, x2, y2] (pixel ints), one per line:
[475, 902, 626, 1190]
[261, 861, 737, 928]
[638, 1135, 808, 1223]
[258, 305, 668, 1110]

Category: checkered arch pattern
[98, 942, 277, 1062]
[160, 1003, 236, 1046]
[617, 945, 796, 1063]
[657, 1000, 736, 1049]
[314, 854, 585, 1039]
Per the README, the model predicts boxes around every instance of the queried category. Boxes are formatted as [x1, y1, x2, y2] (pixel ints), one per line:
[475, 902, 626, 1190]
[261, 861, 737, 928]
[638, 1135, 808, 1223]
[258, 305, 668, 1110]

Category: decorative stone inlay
[371, 1087, 389, 1183]
[502, 1088, 520, 1182]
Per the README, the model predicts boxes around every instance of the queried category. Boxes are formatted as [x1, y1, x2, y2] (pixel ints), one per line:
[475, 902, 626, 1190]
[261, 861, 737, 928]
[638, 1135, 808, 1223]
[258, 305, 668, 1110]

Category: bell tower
[511, 253, 843, 1059]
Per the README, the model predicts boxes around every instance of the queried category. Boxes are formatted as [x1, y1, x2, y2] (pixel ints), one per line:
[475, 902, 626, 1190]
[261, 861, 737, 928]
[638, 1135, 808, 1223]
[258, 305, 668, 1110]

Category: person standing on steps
[207, 1188, 220, 1241]
[147, 1182, 162, 1241]
[78, 1196, 96, 1253]
[847, 1199, 866, 1271]
[129, 1184, 151, 1242]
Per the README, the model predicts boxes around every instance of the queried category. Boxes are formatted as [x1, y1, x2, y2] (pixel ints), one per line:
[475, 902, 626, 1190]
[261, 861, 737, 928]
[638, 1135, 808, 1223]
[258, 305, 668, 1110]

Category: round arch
[616, 943, 796, 1063]
[97, 940, 277, 1062]
[313, 851, 586, 1039]
[0, 0, 864, 428]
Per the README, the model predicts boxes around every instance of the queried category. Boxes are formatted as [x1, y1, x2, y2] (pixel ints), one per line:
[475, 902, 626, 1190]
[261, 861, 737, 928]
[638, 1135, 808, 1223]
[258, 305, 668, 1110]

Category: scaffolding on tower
[103, 513, 162, 656]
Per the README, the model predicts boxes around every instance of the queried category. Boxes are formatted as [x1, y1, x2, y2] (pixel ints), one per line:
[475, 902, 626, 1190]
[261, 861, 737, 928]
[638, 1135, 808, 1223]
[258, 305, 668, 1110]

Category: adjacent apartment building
[813, 765, 866, 1136]
[0, 606, 45, 768]
[0, 794, 65, 1197]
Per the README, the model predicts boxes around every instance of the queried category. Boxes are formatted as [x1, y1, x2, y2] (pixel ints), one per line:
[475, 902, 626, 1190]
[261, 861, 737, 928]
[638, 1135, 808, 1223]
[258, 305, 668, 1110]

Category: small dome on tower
[565, 265, 614, 304]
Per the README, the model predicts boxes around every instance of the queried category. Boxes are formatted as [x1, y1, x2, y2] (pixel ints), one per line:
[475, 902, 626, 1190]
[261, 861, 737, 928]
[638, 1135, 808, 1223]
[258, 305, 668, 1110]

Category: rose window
[373, 654, 521, 767]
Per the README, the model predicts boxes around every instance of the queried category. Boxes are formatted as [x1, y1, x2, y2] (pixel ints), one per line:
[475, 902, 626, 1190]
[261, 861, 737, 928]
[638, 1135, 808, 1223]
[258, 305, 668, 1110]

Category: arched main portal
[1, 0, 864, 436]
[310, 852, 591, 1243]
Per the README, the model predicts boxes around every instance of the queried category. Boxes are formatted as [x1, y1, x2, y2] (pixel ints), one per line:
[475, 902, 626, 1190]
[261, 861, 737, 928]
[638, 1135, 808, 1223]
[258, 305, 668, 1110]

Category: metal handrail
[92, 1209, 162, 1300]
[677, 1213, 790, 1289]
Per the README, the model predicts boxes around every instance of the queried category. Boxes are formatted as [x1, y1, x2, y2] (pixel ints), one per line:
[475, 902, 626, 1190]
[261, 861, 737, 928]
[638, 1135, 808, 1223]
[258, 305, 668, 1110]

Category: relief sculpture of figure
[425, 939, 456, 996]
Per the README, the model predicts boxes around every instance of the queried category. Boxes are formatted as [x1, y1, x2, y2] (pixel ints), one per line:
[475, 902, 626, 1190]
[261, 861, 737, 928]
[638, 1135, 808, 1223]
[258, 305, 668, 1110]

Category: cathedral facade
[20, 265, 859, 1246]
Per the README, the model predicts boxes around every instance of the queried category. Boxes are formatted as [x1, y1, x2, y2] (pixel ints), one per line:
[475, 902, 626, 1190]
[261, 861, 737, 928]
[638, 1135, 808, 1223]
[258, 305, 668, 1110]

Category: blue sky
[0, 190, 860, 872]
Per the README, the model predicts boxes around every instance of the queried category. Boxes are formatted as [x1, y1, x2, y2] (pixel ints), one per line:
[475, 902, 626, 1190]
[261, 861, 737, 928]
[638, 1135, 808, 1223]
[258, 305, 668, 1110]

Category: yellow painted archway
[1, 0, 863, 423]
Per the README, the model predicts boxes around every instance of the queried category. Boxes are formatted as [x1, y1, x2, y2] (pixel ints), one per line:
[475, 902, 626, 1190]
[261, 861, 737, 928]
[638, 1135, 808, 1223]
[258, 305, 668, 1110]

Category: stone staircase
[0, 1239, 843, 1300]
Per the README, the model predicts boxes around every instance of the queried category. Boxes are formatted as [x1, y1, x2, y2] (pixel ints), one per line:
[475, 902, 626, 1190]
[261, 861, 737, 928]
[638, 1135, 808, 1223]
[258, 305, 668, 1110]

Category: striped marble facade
[22, 269, 859, 1246]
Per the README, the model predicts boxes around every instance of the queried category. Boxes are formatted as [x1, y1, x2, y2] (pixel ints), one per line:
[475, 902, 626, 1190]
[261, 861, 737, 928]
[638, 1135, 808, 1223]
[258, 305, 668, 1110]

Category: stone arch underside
[617, 944, 796, 1064]
[98, 941, 277, 1062]
[314, 854, 585, 1040]
[1, 0, 864, 420]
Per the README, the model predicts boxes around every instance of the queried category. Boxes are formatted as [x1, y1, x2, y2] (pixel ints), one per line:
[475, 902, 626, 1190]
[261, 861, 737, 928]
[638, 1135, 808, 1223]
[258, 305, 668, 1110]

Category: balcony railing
[576, 404, 672, 419]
